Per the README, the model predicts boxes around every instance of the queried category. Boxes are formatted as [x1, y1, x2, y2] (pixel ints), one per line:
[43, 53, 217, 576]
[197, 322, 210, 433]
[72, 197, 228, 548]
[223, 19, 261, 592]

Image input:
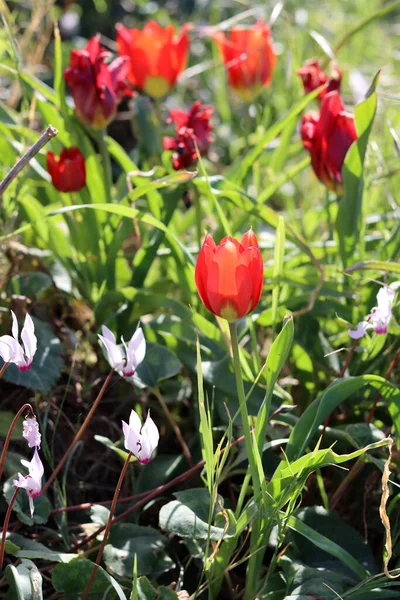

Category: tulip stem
[0, 487, 20, 570]
[99, 129, 113, 204]
[81, 451, 132, 600]
[42, 369, 114, 494]
[0, 403, 34, 480]
[228, 321, 260, 496]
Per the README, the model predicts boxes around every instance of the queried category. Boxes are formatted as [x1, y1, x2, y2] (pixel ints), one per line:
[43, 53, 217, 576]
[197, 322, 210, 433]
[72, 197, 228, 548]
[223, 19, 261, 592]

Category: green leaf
[286, 375, 400, 461]
[5, 559, 43, 600]
[344, 260, 400, 275]
[230, 86, 323, 184]
[336, 72, 379, 268]
[159, 488, 234, 541]
[5, 533, 76, 563]
[287, 514, 369, 579]
[103, 523, 171, 579]
[255, 316, 294, 455]
[287, 507, 377, 576]
[94, 435, 135, 463]
[52, 557, 126, 599]
[132, 577, 157, 600]
[271, 217, 286, 334]
[135, 342, 181, 387]
[2, 317, 64, 394]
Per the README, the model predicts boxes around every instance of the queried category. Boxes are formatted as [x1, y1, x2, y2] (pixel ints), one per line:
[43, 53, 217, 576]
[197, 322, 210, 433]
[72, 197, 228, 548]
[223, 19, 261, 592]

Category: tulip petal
[207, 240, 252, 320]
[195, 235, 217, 312]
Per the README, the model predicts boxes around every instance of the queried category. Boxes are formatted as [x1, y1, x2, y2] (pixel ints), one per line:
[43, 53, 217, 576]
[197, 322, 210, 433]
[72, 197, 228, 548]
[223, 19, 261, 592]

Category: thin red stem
[43, 369, 114, 494]
[0, 403, 34, 480]
[0, 487, 20, 570]
[73, 432, 247, 551]
[0, 362, 9, 380]
[81, 452, 132, 600]
[50, 490, 150, 515]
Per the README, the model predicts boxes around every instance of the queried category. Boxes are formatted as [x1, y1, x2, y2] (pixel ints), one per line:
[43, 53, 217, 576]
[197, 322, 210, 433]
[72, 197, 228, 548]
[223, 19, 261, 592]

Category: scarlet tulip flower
[212, 21, 276, 101]
[301, 91, 357, 194]
[195, 230, 263, 321]
[163, 101, 213, 169]
[116, 21, 189, 98]
[64, 35, 132, 129]
[297, 59, 341, 101]
[47, 147, 86, 193]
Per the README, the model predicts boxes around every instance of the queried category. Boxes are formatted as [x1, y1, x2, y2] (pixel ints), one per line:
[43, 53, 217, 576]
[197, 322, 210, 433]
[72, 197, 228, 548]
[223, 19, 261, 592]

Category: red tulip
[163, 101, 213, 170]
[195, 230, 263, 321]
[297, 59, 341, 100]
[64, 35, 132, 129]
[47, 147, 86, 193]
[116, 21, 189, 99]
[301, 91, 357, 194]
[212, 21, 276, 101]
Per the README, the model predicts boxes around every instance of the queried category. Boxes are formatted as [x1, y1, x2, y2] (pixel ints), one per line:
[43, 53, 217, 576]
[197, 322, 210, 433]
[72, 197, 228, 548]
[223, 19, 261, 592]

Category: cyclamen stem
[42, 369, 114, 494]
[0, 487, 20, 570]
[0, 403, 34, 480]
[81, 451, 132, 600]
[0, 362, 9, 380]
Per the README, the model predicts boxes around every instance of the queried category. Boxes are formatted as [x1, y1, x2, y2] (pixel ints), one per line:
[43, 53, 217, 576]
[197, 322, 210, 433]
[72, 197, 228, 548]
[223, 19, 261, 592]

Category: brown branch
[0, 125, 58, 197]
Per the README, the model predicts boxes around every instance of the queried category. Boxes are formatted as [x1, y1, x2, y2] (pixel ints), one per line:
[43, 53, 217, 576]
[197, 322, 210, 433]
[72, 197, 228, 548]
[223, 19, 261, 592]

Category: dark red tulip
[297, 59, 341, 101]
[47, 147, 86, 193]
[163, 101, 213, 170]
[301, 91, 357, 194]
[195, 230, 263, 321]
[64, 35, 132, 129]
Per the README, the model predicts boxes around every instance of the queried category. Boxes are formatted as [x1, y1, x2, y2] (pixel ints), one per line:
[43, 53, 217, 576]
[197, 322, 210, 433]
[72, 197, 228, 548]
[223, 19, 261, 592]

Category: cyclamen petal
[122, 410, 159, 464]
[0, 311, 37, 371]
[13, 448, 44, 517]
[348, 287, 395, 340]
[98, 325, 146, 377]
[23, 417, 41, 448]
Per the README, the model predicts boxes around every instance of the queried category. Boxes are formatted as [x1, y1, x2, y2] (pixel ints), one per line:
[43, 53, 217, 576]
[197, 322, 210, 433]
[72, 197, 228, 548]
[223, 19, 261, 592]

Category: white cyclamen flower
[349, 287, 395, 340]
[13, 448, 44, 517]
[98, 325, 146, 377]
[23, 417, 41, 449]
[0, 311, 37, 371]
[122, 410, 159, 464]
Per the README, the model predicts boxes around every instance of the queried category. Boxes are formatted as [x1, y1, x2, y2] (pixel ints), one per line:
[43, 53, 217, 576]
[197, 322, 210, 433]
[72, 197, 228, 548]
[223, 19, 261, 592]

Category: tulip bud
[212, 21, 276, 102]
[47, 147, 86, 193]
[297, 59, 341, 101]
[64, 35, 132, 129]
[301, 91, 357, 194]
[116, 22, 189, 99]
[195, 230, 263, 321]
[163, 101, 213, 170]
